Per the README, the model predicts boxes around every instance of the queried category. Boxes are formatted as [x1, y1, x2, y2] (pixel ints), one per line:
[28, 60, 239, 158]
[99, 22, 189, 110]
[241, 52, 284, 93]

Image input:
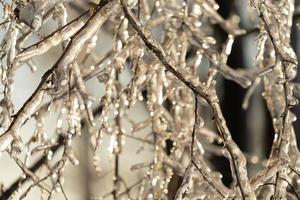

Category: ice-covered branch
[120, 1, 255, 199]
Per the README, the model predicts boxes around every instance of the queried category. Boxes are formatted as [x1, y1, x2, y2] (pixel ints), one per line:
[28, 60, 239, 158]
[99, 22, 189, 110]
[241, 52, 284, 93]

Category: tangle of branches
[0, 0, 299, 199]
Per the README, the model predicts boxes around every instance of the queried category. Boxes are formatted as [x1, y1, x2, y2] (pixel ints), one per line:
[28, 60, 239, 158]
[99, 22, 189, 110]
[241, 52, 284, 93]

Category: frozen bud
[32, 15, 43, 31]
[86, 34, 98, 54]
[114, 56, 127, 72]
[21, 173, 26, 179]
[66, 148, 79, 165]
[135, 74, 147, 86]
[10, 137, 23, 155]
[97, 73, 109, 83]
[55, 184, 61, 192]
[165, 15, 183, 32]
[59, 176, 65, 184]
[131, 46, 144, 58]
[285, 62, 297, 81]
[47, 150, 53, 160]
[53, 4, 67, 22]
[287, 95, 298, 107]
[115, 40, 123, 51]
[204, 37, 216, 46]
[191, 4, 202, 17]
[92, 155, 102, 174]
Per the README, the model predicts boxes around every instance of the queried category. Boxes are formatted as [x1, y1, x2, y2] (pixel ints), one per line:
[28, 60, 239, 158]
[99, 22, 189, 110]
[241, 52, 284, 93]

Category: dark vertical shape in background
[224, 37, 247, 151]
[214, 0, 250, 151]
[212, 0, 242, 186]
[291, 0, 300, 146]
[213, 0, 272, 184]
